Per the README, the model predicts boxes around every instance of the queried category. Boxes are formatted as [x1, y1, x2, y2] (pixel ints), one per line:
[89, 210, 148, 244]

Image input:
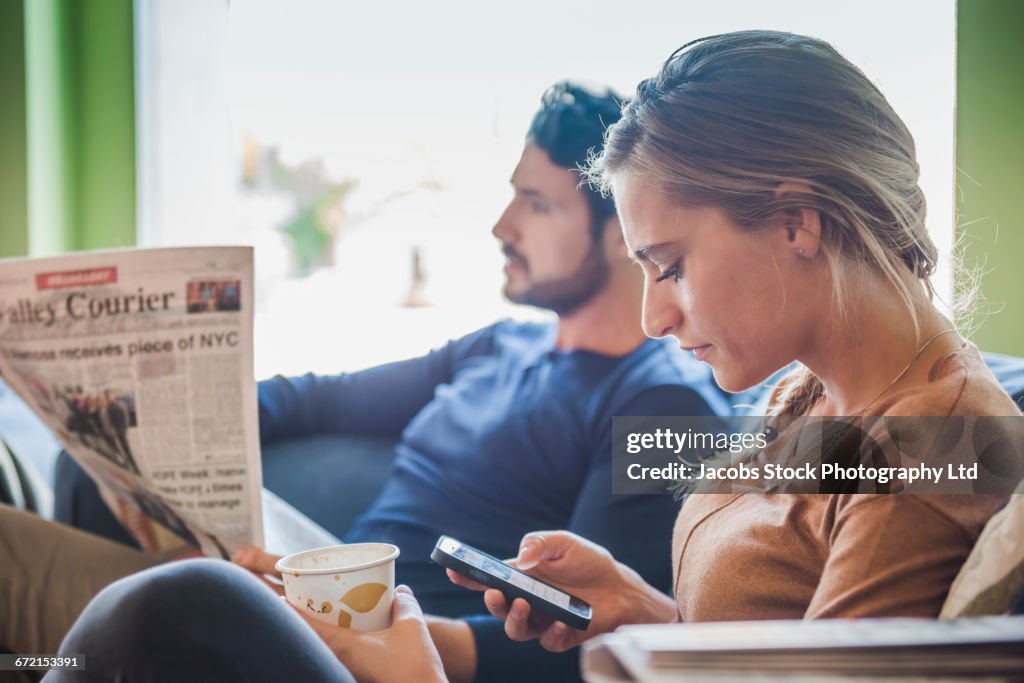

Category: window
[136, 0, 956, 378]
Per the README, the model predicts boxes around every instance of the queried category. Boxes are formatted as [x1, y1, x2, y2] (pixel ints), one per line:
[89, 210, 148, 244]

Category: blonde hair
[586, 31, 940, 415]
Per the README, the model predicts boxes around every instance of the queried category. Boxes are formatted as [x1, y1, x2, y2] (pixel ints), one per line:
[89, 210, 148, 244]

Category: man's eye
[655, 263, 682, 283]
[530, 201, 550, 214]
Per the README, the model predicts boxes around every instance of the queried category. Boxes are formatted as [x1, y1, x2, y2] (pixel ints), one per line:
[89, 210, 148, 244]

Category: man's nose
[492, 205, 515, 242]
[641, 278, 683, 339]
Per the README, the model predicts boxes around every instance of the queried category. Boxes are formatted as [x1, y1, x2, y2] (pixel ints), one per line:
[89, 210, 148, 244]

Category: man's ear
[775, 182, 821, 259]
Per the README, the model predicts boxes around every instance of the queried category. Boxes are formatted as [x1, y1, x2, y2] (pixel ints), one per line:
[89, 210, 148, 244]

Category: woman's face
[613, 173, 822, 393]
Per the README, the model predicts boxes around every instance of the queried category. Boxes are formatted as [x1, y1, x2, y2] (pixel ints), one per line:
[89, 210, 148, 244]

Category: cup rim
[275, 543, 400, 576]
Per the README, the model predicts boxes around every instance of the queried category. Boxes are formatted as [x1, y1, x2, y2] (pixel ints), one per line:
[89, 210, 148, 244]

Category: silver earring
[797, 247, 806, 256]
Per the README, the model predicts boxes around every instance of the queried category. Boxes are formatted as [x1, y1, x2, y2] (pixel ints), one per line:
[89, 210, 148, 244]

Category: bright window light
[135, 0, 955, 379]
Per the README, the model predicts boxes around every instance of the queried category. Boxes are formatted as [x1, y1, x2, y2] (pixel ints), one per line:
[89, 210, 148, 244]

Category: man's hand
[447, 530, 676, 652]
[114, 497, 159, 552]
[294, 584, 448, 683]
[233, 545, 285, 595]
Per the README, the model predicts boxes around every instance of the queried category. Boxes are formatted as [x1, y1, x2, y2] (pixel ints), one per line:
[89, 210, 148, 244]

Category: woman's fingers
[293, 600, 333, 637]
[515, 531, 580, 570]
[500, 596, 577, 651]
[391, 585, 425, 624]
[503, 598, 531, 640]
[234, 546, 285, 594]
[515, 534, 547, 570]
[287, 597, 360, 657]
[447, 568, 521, 622]
[539, 621, 576, 653]
[446, 568, 489, 591]
[289, 587, 425, 636]
[233, 546, 282, 577]
[482, 588, 510, 618]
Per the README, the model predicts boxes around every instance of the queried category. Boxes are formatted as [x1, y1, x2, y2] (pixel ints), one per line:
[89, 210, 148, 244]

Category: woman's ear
[775, 182, 821, 259]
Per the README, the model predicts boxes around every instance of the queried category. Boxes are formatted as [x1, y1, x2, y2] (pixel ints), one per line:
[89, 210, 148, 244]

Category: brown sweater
[671, 343, 1021, 622]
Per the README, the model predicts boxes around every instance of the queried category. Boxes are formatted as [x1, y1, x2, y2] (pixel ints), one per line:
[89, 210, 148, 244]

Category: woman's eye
[655, 263, 682, 283]
[530, 201, 550, 214]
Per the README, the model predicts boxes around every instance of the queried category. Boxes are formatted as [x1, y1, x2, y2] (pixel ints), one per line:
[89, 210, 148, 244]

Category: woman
[48, 30, 1020, 682]
[449, 27, 1020, 652]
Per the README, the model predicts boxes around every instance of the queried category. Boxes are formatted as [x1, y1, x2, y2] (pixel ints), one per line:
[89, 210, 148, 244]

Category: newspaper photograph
[0, 246, 263, 558]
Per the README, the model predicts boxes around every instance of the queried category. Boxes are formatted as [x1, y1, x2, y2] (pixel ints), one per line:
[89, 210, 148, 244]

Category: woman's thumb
[516, 532, 576, 570]
[392, 584, 424, 622]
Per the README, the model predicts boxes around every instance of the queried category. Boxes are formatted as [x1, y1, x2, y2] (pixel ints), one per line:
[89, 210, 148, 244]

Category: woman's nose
[641, 279, 683, 339]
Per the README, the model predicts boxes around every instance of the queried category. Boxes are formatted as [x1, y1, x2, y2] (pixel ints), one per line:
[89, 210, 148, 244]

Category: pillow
[981, 351, 1024, 411]
[940, 483, 1024, 617]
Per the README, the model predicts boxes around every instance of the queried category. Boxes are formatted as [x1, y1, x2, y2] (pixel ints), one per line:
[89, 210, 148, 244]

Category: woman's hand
[237, 547, 454, 682]
[447, 531, 676, 652]
[295, 584, 447, 683]
[233, 546, 285, 595]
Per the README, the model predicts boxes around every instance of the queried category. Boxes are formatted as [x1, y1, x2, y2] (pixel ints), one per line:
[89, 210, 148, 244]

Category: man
[0, 82, 727, 683]
[241, 81, 728, 682]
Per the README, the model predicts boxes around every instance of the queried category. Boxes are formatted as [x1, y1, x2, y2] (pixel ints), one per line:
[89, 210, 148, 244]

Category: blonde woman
[459, 29, 1022, 652]
[44, 31, 1021, 683]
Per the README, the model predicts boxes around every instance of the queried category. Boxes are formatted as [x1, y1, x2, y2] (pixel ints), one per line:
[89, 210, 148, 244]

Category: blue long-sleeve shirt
[258, 320, 729, 682]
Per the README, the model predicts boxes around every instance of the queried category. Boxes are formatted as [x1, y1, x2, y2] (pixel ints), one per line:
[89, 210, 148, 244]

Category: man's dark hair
[527, 81, 625, 238]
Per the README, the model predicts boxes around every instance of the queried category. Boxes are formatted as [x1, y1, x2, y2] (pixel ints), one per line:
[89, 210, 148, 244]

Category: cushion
[940, 481, 1024, 617]
[982, 351, 1024, 411]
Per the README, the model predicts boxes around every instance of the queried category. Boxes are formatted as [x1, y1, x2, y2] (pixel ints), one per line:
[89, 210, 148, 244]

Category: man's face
[492, 144, 610, 315]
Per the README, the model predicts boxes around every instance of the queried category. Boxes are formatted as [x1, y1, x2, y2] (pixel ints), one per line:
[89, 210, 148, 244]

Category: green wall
[0, 0, 28, 257]
[2, 0, 135, 259]
[957, 0, 1024, 356]
[72, 0, 137, 251]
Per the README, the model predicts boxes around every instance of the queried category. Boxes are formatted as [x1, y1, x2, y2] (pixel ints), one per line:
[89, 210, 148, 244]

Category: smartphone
[431, 535, 592, 630]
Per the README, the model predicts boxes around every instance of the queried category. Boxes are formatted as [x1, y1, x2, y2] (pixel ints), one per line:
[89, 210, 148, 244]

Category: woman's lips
[683, 344, 712, 361]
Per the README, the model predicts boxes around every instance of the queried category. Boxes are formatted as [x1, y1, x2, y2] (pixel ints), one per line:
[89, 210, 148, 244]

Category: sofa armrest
[54, 433, 398, 549]
[261, 434, 399, 539]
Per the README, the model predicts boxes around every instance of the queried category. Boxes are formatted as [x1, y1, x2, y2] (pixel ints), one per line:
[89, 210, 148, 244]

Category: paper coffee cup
[276, 543, 400, 631]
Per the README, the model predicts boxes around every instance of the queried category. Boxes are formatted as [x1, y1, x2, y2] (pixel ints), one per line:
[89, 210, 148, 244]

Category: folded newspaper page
[0, 246, 263, 558]
[582, 616, 1024, 682]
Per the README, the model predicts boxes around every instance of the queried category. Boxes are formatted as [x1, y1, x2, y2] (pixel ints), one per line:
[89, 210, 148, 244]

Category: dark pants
[44, 560, 355, 683]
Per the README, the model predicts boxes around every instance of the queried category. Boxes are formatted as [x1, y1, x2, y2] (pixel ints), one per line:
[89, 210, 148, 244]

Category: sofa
[1, 351, 1023, 609]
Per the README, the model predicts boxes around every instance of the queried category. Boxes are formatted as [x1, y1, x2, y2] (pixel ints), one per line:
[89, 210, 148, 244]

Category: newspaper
[0, 246, 263, 558]
[582, 616, 1024, 682]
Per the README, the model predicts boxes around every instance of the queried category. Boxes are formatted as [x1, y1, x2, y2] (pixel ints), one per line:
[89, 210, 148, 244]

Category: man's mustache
[501, 245, 527, 268]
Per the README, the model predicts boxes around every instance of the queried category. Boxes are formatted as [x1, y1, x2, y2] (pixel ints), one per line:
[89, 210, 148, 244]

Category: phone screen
[439, 537, 589, 616]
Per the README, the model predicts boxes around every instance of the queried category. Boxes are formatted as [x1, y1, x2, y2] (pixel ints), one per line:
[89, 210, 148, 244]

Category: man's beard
[503, 240, 611, 316]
